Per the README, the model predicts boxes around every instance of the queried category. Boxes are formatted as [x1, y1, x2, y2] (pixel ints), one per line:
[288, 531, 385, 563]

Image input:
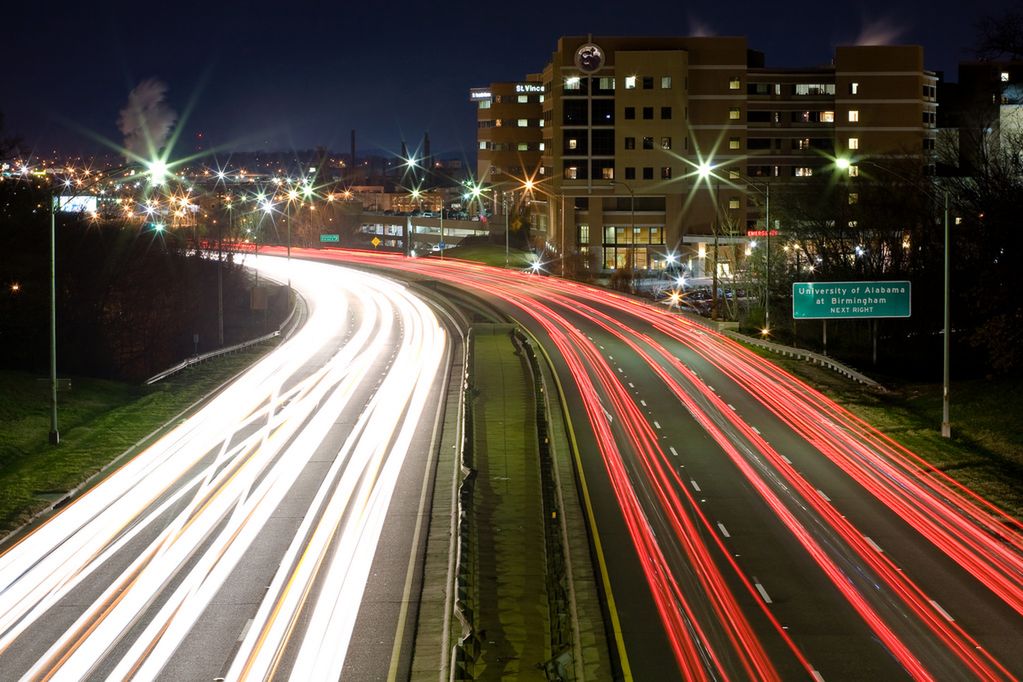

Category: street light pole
[49, 194, 59, 445]
[504, 193, 509, 268]
[942, 190, 951, 438]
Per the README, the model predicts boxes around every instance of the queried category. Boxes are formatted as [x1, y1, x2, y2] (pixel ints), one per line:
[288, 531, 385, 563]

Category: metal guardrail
[670, 308, 884, 389]
[144, 298, 300, 385]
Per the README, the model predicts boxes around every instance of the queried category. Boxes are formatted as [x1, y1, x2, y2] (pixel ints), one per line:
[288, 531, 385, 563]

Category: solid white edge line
[816, 489, 831, 502]
[864, 536, 883, 553]
[754, 580, 773, 604]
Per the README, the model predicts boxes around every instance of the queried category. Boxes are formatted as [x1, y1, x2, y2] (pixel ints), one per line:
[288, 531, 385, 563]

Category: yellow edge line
[520, 325, 633, 681]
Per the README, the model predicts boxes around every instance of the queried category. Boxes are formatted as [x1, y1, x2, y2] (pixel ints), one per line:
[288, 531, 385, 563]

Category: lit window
[850, 82, 859, 94]
[729, 77, 741, 90]
[728, 198, 740, 209]
[661, 137, 671, 150]
[848, 110, 859, 122]
[494, 119, 503, 127]
[565, 166, 578, 179]
[625, 75, 637, 89]
[849, 192, 859, 204]
[578, 224, 589, 244]
[518, 119, 529, 127]
[848, 164, 859, 177]
[661, 76, 672, 88]
[848, 137, 859, 150]
[1001, 71, 1010, 82]
[539, 119, 544, 127]
[729, 137, 741, 150]
[599, 77, 615, 90]
[729, 107, 741, 120]
[661, 166, 672, 179]
[602, 167, 615, 179]
[795, 167, 814, 177]
[518, 143, 529, 151]
[797, 138, 810, 150]
[478, 100, 491, 109]
[539, 95, 545, 103]
[479, 141, 487, 150]
[728, 169, 741, 180]
[539, 142, 545, 151]
[821, 111, 835, 123]
[568, 138, 578, 150]
[565, 76, 580, 90]
[518, 95, 529, 103]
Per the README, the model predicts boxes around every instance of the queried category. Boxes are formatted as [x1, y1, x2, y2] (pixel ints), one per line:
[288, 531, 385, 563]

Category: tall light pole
[837, 156, 951, 438]
[746, 180, 771, 333]
[47, 161, 163, 444]
[697, 162, 722, 320]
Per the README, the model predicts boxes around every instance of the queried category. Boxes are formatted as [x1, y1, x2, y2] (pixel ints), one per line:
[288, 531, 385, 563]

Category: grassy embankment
[0, 342, 276, 534]
[743, 347, 1023, 519]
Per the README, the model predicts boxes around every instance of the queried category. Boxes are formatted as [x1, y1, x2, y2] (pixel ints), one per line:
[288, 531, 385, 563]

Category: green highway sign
[319, 233, 340, 243]
[793, 281, 911, 319]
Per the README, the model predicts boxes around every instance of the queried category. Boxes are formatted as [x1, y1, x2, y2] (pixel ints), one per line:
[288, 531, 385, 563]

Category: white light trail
[0, 256, 447, 681]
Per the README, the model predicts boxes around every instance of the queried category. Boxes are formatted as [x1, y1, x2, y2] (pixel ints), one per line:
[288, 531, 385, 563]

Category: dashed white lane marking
[930, 600, 955, 622]
[239, 618, 254, 642]
[653, 421, 661, 429]
[708, 385, 716, 392]
[628, 382, 635, 388]
[640, 400, 647, 407]
[617, 367, 623, 373]
[717, 522, 731, 538]
[780, 455, 792, 465]
[751, 426, 761, 435]
[754, 579, 773, 604]
[727, 403, 736, 411]
[864, 536, 884, 553]
[669, 446, 679, 457]
[690, 480, 702, 492]
[817, 489, 832, 502]
[811, 671, 826, 682]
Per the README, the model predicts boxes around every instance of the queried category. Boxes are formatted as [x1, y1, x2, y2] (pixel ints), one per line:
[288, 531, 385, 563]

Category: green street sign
[319, 233, 340, 243]
[793, 281, 911, 319]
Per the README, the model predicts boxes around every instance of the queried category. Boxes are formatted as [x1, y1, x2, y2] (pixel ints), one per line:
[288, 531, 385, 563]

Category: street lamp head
[835, 157, 851, 171]
[147, 159, 169, 186]
[697, 161, 713, 178]
[522, 179, 535, 191]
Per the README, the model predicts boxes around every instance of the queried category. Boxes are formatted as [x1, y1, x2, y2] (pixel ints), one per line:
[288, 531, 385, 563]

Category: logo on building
[574, 43, 605, 73]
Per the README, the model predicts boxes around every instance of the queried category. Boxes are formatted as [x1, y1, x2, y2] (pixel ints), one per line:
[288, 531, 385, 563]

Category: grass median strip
[0, 341, 277, 534]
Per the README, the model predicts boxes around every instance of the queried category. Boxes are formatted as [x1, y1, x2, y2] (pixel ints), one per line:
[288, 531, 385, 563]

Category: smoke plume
[854, 16, 907, 46]
[118, 79, 177, 158]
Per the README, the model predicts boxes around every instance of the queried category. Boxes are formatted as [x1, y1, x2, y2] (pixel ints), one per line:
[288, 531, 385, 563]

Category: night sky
[5, 0, 1018, 163]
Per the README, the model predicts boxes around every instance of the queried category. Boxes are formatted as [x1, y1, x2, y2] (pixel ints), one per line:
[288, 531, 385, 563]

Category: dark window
[642, 167, 653, 180]
[624, 107, 636, 120]
[660, 137, 671, 150]
[591, 130, 615, 155]
[661, 106, 672, 119]
[747, 138, 771, 150]
[642, 76, 654, 90]
[563, 100, 588, 125]
[642, 107, 654, 120]
[625, 167, 636, 180]
[592, 99, 615, 124]
[642, 136, 654, 150]
[661, 166, 672, 179]
[624, 136, 636, 150]
[573, 197, 589, 210]
[747, 110, 771, 123]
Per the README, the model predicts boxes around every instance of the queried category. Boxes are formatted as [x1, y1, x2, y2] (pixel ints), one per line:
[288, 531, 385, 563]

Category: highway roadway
[0, 256, 449, 681]
[316, 248, 1023, 682]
